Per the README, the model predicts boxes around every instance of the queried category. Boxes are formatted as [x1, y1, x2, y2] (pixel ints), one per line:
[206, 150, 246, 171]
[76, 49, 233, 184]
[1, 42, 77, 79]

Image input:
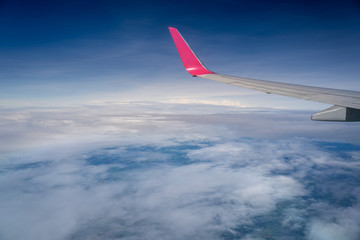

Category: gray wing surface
[200, 74, 360, 110]
[169, 27, 360, 122]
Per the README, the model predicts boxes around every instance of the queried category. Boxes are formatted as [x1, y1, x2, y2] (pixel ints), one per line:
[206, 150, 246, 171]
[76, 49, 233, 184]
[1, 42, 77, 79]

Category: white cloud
[0, 102, 360, 239]
[307, 196, 360, 240]
[0, 142, 306, 240]
[308, 216, 360, 240]
[1, 102, 360, 154]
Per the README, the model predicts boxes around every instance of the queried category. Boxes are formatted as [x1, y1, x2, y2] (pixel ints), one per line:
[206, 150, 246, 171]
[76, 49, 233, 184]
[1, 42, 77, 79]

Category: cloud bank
[0, 102, 359, 240]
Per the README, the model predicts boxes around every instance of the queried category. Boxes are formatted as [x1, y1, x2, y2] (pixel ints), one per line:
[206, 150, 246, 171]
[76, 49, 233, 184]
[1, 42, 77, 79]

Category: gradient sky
[1, 0, 360, 109]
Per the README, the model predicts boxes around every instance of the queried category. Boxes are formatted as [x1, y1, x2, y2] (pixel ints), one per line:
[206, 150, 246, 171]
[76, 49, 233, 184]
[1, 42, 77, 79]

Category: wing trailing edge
[168, 27, 360, 122]
[311, 105, 360, 122]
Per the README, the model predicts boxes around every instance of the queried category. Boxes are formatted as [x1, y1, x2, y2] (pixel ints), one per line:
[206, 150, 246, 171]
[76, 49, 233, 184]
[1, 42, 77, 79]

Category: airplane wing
[168, 27, 360, 122]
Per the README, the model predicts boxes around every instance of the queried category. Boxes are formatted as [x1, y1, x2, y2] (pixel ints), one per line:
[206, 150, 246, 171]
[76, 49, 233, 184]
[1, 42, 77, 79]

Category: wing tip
[168, 27, 214, 76]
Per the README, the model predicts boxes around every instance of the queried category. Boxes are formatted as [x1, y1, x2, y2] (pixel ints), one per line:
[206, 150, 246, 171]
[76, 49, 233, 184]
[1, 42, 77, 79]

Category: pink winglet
[169, 27, 214, 76]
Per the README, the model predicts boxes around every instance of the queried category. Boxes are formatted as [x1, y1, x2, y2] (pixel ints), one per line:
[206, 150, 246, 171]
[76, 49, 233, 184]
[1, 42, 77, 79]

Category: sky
[1, 1, 360, 240]
[1, 0, 360, 109]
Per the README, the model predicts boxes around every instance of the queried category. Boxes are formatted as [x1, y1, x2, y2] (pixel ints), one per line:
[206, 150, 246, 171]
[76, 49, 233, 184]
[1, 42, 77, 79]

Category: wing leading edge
[168, 27, 360, 122]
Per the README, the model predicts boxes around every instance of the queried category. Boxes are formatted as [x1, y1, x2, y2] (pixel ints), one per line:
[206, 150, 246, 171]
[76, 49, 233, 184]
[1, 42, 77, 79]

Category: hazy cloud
[0, 102, 359, 239]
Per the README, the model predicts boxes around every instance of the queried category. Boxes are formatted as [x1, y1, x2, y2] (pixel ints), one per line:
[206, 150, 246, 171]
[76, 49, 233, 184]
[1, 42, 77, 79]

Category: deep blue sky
[1, 0, 360, 107]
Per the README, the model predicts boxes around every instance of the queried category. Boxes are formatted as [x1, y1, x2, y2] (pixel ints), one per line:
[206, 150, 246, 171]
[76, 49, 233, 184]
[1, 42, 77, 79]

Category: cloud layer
[0, 103, 360, 240]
